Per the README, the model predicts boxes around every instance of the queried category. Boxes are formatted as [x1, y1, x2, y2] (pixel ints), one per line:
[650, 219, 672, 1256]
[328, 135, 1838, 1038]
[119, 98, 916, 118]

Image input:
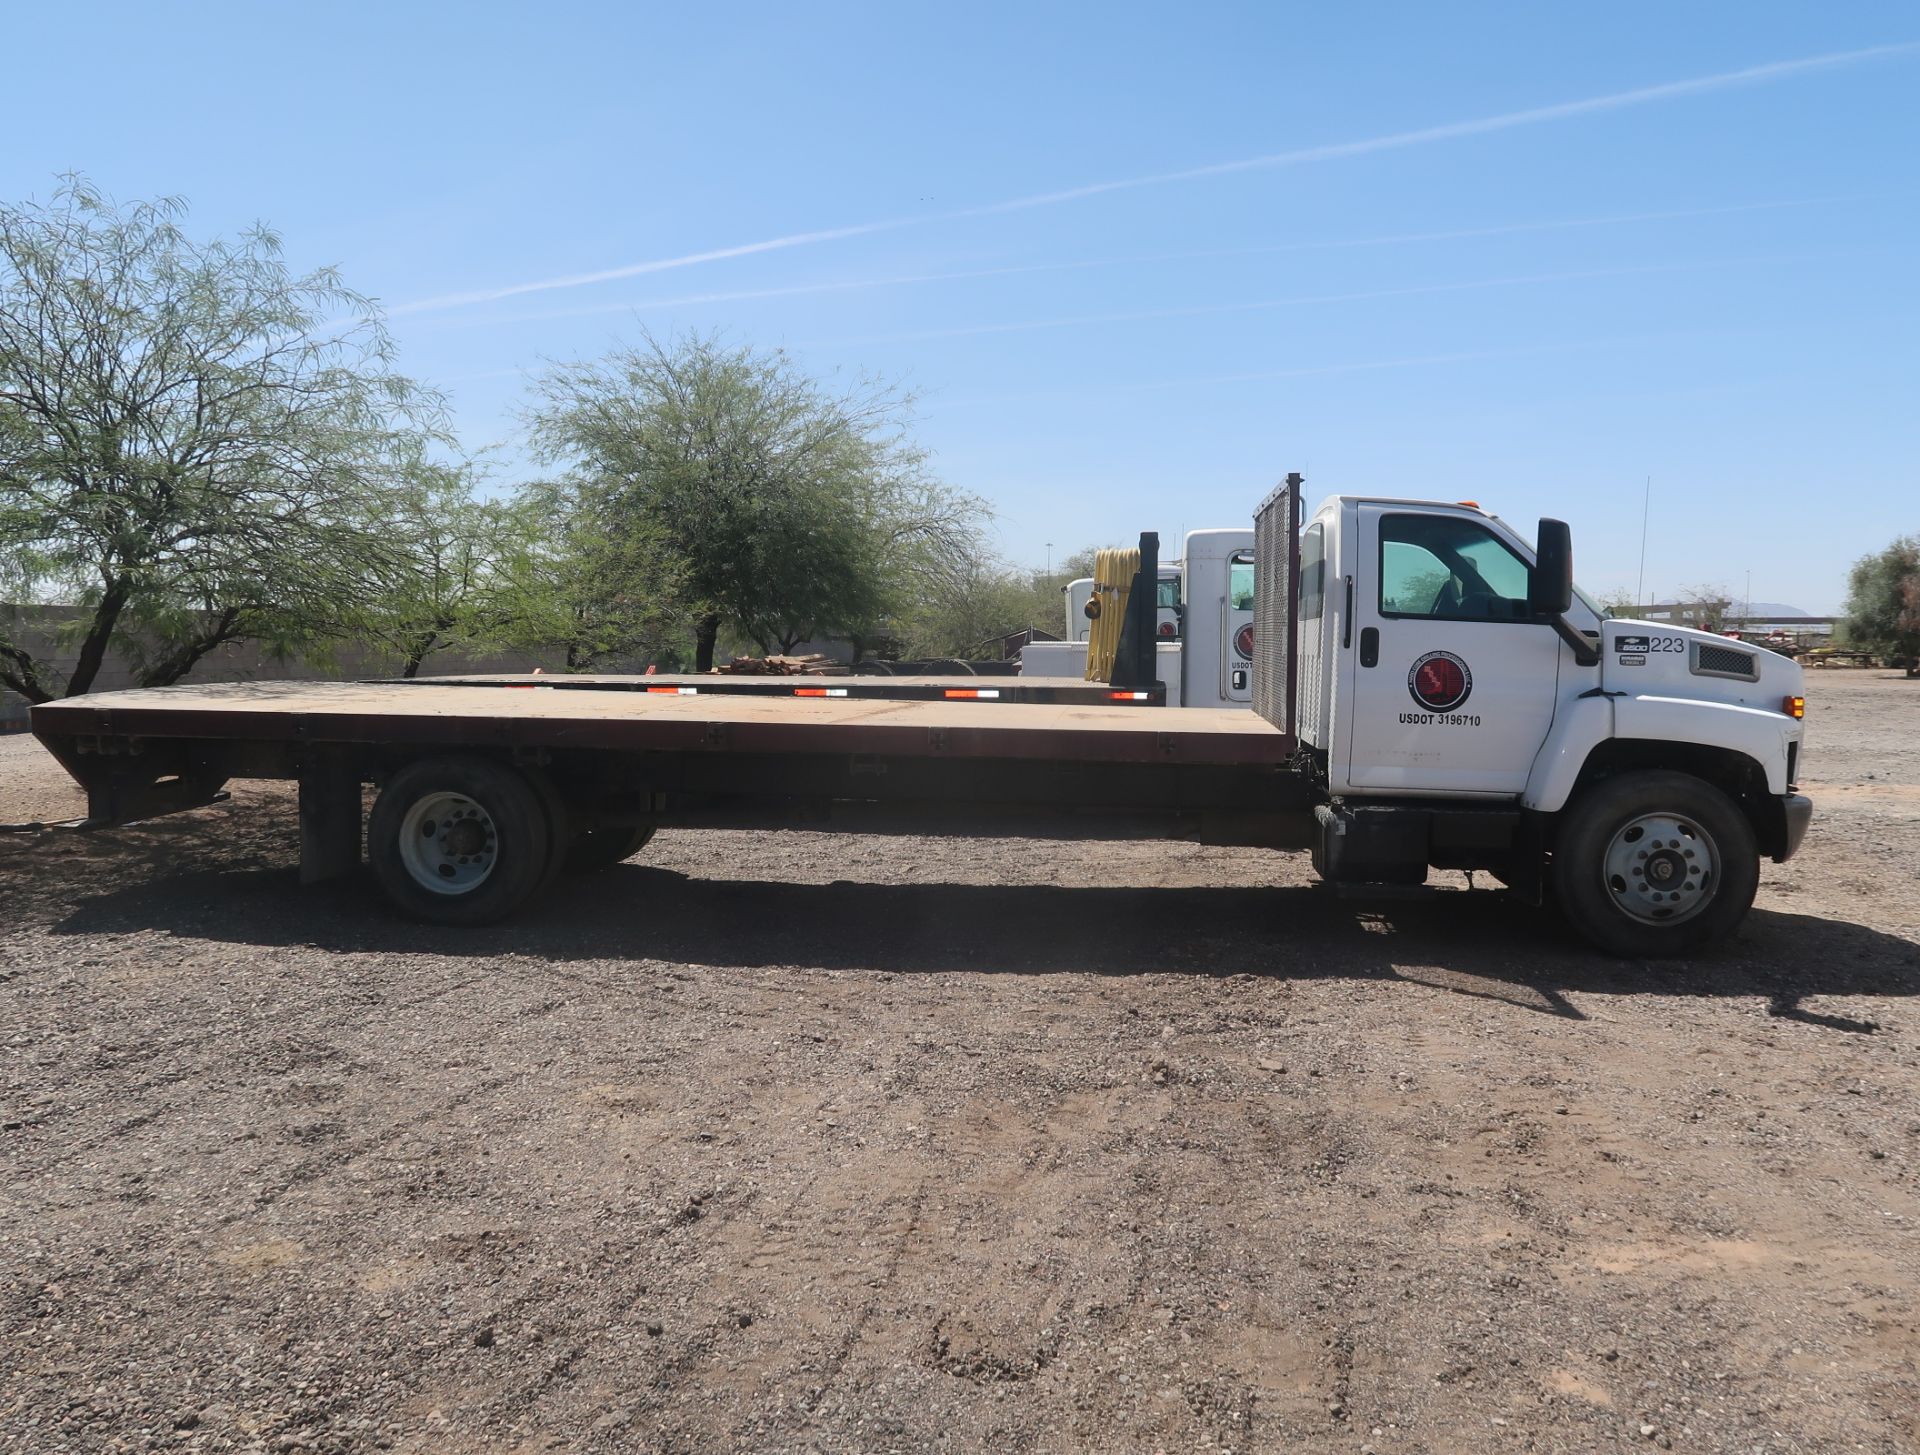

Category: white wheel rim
[397, 791, 499, 895]
[1603, 811, 1719, 926]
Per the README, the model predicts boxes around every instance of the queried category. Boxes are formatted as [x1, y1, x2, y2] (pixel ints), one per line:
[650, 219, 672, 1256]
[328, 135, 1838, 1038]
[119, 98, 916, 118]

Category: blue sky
[4, 3, 1915, 612]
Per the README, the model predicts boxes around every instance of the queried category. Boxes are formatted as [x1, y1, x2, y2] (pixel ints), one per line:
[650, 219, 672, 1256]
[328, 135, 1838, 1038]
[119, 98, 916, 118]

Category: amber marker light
[1783, 696, 1805, 719]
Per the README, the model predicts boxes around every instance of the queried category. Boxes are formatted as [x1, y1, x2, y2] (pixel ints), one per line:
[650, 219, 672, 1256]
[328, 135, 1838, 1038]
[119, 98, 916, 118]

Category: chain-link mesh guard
[1253, 476, 1300, 737]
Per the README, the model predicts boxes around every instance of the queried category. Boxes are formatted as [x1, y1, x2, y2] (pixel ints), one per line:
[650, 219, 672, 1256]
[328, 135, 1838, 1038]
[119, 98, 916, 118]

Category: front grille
[1692, 641, 1758, 681]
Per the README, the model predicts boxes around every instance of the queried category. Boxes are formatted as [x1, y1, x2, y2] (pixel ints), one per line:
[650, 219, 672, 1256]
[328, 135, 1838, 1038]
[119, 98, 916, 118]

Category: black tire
[564, 823, 656, 874]
[1551, 769, 1758, 958]
[368, 756, 554, 926]
[522, 768, 573, 895]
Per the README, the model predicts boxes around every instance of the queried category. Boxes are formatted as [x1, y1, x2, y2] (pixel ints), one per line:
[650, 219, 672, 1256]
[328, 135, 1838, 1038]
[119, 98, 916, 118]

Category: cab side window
[1299, 523, 1326, 621]
[1228, 558, 1254, 611]
[1378, 515, 1532, 622]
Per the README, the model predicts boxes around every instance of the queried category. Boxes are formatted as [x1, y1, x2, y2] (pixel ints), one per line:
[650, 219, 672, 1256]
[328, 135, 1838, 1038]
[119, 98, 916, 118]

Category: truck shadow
[48, 860, 1920, 1022]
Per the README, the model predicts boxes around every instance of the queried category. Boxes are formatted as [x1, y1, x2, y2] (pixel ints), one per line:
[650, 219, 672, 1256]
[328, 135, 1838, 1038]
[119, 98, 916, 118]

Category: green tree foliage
[0, 179, 435, 701]
[893, 556, 1038, 659]
[529, 332, 985, 669]
[892, 545, 1113, 660]
[1842, 535, 1920, 674]
[359, 457, 592, 677]
[511, 475, 688, 672]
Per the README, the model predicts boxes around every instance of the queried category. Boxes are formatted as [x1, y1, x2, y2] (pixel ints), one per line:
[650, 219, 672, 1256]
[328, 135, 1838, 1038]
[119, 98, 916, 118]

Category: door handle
[1359, 627, 1379, 668]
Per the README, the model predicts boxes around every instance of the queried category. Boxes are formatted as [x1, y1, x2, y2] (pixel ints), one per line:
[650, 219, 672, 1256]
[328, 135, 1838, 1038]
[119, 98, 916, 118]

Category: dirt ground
[2, 673, 1916, 1455]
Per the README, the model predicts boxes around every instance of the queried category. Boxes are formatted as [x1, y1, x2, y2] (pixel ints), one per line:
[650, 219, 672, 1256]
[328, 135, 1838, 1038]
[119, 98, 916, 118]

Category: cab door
[1342, 506, 1560, 796]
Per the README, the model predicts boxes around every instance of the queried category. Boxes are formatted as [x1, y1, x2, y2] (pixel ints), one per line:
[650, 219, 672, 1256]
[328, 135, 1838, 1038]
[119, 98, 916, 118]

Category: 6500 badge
[1401, 650, 1481, 726]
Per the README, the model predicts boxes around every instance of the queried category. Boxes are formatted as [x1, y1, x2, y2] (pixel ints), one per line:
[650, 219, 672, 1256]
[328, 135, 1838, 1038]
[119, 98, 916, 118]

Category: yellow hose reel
[1084, 546, 1140, 682]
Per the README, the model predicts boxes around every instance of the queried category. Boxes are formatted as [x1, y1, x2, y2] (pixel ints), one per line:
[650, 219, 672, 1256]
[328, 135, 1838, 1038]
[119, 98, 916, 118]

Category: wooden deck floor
[32, 680, 1292, 766]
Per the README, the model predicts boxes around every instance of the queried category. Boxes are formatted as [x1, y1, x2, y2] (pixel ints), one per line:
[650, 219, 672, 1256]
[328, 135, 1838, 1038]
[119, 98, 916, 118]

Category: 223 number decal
[1615, 634, 1685, 654]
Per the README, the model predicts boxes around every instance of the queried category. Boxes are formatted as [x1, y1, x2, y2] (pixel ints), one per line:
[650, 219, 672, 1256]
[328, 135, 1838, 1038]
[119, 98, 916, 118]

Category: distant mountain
[1740, 601, 1813, 618]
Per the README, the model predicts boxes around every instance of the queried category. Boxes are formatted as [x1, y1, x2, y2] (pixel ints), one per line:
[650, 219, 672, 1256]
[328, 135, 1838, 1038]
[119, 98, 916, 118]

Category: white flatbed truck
[29, 476, 1811, 956]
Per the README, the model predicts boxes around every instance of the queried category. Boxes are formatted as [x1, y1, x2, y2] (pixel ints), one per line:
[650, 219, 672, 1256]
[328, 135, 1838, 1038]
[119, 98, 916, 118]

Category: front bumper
[1777, 793, 1813, 862]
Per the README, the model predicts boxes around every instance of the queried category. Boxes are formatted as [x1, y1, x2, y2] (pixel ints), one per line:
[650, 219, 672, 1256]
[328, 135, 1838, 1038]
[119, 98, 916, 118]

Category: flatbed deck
[370, 672, 1166, 707]
[31, 679, 1290, 766]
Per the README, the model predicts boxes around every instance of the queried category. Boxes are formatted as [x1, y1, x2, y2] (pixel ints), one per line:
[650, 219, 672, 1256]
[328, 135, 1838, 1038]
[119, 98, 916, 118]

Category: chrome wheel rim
[398, 791, 498, 895]
[1603, 812, 1718, 925]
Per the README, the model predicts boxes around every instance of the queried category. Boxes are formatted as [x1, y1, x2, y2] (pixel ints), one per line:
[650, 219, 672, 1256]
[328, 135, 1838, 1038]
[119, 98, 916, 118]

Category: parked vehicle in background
[1064, 569, 1183, 643]
[1029, 528, 1254, 707]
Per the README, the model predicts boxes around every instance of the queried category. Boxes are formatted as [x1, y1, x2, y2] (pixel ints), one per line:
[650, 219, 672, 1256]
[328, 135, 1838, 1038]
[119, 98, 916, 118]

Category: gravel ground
[2, 673, 1916, 1454]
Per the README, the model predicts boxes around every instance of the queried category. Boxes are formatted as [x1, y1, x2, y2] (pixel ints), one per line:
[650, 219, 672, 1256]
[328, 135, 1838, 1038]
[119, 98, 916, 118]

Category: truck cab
[1279, 487, 1811, 955]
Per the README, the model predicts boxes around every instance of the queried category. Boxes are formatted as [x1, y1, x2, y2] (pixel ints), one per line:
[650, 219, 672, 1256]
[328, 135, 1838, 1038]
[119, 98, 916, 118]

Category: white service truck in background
[1028, 528, 1256, 708]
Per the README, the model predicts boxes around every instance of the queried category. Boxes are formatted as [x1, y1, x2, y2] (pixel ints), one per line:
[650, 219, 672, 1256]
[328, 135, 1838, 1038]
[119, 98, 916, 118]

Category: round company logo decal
[1407, 650, 1473, 712]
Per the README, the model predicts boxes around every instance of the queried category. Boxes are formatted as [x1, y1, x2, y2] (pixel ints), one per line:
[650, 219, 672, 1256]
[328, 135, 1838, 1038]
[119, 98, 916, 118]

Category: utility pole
[1044, 542, 1053, 581]
[1636, 475, 1651, 607]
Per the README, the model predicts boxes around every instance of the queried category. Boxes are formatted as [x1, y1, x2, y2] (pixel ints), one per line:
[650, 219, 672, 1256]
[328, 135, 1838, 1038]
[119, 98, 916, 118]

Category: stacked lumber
[710, 654, 841, 676]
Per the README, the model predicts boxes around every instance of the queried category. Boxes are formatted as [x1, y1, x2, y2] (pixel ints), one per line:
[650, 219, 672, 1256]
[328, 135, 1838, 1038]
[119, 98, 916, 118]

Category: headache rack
[1252, 471, 1302, 739]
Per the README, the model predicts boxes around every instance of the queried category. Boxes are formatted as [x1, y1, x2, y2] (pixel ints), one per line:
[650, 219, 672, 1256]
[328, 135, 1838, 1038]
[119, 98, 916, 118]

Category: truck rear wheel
[369, 756, 554, 925]
[564, 824, 656, 874]
[1552, 770, 1758, 957]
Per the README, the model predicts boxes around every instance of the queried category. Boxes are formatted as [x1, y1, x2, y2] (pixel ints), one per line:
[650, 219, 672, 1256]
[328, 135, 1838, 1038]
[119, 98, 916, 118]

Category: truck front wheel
[368, 756, 554, 926]
[1551, 770, 1758, 957]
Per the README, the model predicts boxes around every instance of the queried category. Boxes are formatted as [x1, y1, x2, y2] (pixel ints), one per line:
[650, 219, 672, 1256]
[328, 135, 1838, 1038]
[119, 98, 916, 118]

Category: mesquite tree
[0, 179, 435, 701]
[529, 332, 984, 670]
[1842, 536, 1920, 675]
[360, 458, 580, 678]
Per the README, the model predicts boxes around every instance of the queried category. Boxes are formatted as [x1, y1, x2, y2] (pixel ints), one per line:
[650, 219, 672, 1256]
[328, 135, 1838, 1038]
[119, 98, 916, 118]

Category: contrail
[943, 43, 1918, 218]
[390, 217, 923, 314]
[810, 256, 1805, 348]
[414, 192, 1873, 329]
[928, 329, 1765, 408]
[391, 42, 1916, 315]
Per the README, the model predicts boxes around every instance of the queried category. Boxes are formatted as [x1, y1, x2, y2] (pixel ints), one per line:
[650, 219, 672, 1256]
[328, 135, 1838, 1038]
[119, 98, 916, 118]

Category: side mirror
[1530, 518, 1574, 617]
